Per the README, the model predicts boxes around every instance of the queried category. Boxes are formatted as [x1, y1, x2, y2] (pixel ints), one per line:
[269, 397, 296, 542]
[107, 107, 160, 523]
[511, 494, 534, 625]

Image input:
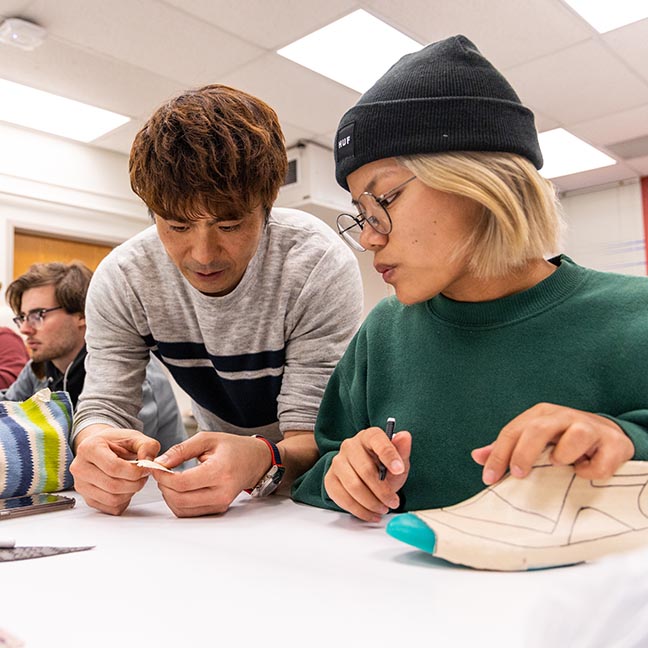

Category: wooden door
[12, 231, 115, 278]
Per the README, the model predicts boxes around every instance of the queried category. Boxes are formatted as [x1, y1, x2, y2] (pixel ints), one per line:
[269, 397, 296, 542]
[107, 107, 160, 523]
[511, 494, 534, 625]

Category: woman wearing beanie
[291, 35, 648, 568]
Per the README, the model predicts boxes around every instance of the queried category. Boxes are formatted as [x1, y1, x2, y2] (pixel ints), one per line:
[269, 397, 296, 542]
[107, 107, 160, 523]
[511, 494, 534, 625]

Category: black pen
[378, 417, 396, 481]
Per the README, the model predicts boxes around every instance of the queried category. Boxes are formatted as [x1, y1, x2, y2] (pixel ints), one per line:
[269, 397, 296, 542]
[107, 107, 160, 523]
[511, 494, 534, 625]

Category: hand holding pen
[323, 419, 412, 522]
[378, 417, 396, 480]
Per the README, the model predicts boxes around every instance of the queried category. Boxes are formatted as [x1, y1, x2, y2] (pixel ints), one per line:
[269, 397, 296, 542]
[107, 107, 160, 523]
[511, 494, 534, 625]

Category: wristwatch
[245, 435, 285, 498]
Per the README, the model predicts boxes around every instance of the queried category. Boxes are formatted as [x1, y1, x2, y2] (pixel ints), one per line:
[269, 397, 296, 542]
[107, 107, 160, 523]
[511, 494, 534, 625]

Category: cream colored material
[129, 459, 174, 473]
[415, 449, 648, 571]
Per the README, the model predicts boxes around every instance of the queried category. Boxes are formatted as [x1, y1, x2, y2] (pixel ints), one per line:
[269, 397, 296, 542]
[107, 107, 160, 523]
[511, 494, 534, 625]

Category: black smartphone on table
[0, 493, 76, 520]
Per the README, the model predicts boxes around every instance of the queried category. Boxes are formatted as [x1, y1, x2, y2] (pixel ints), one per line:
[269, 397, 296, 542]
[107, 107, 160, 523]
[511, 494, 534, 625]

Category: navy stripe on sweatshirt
[144, 336, 285, 428]
[142, 335, 285, 373]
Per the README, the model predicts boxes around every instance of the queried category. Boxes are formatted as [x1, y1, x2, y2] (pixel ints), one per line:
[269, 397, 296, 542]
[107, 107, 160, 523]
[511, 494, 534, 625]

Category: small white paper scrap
[129, 459, 174, 473]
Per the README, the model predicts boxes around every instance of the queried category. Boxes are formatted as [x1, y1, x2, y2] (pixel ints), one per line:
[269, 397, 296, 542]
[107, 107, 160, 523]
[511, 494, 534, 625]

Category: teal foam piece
[386, 513, 437, 553]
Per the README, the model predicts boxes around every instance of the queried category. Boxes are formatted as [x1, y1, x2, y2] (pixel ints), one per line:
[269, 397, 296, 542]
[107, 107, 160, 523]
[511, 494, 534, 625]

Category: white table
[1, 481, 648, 648]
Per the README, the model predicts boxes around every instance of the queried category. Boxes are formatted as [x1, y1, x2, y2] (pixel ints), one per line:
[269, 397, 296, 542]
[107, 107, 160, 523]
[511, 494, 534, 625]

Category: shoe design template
[386, 450, 648, 571]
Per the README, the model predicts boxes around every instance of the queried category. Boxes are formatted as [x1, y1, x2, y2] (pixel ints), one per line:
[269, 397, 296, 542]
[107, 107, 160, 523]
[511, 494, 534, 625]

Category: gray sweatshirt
[73, 208, 363, 443]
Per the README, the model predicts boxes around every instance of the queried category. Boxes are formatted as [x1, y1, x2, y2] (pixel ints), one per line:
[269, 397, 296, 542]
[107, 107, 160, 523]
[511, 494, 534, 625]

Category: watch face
[268, 465, 283, 483]
[252, 465, 286, 497]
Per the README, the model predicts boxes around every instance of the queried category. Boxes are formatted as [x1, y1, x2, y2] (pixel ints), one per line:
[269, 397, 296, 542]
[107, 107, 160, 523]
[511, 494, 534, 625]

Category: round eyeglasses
[13, 306, 63, 329]
[336, 176, 416, 251]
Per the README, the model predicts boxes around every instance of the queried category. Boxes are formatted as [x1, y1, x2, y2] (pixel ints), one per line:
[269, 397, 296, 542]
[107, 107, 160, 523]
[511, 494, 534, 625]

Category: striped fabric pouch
[0, 388, 74, 498]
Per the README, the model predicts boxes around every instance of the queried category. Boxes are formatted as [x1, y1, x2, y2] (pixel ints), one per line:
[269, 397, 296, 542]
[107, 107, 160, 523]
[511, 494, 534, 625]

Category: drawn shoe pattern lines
[386, 449, 648, 571]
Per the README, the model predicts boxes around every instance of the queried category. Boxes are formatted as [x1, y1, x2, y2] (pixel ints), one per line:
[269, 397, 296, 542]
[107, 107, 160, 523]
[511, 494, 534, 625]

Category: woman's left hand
[471, 403, 635, 484]
[324, 428, 412, 522]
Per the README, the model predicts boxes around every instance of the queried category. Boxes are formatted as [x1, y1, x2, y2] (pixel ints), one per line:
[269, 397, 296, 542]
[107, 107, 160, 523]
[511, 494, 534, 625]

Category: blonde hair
[398, 152, 563, 279]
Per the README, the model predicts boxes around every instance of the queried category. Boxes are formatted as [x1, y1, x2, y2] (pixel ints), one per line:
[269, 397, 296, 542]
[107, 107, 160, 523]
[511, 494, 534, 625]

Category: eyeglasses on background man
[13, 306, 63, 329]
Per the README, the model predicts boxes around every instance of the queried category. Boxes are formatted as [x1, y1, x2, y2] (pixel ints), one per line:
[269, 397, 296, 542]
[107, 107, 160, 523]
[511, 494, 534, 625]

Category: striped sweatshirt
[73, 208, 363, 443]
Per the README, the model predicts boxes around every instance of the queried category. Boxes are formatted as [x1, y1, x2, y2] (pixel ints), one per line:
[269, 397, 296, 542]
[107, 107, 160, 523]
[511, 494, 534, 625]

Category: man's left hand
[151, 432, 273, 517]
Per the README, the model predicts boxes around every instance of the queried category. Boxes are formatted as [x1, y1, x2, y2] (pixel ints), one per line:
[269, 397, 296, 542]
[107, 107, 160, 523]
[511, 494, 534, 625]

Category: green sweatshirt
[292, 256, 648, 513]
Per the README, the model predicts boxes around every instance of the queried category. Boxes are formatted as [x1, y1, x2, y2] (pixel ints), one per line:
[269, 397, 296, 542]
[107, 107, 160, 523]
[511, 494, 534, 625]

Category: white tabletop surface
[1, 480, 648, 648]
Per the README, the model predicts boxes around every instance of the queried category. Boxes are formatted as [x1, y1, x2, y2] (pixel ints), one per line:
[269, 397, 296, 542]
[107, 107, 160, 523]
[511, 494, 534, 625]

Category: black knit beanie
[334, 35, 542, 190]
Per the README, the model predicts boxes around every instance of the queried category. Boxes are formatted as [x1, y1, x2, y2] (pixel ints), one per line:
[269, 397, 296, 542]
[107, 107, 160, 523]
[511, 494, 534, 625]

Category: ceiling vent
[276, 141, 350, 231]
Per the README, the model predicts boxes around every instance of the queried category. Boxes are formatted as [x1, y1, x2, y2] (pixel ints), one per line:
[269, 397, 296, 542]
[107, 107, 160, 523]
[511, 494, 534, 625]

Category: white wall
[560, 180, 645, 276]
[0, 122, 149, 290]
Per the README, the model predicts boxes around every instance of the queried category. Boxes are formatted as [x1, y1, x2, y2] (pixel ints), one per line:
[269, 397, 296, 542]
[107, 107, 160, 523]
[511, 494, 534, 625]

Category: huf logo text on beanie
[337, 123, 355, 160]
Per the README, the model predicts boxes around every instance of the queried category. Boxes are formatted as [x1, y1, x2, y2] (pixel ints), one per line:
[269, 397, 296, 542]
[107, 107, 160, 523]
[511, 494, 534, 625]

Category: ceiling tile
[533, 109, 560, 135]
[92, 119, 144, 155]
[281, 122, 319, 149]
[570, 105, 648, 147]
[317, 131, 337, 150]
[162, 0, 357, 49]
[0, 36, 185, 118]
[506, 39, 648, 124]
[626, 155, 648, 177]
[0, 1, 34, 16]
[219, 52, 360, 139]
[552, 161, 638, 193]
[26, 0, 263, 86]
[602, 18, 648, 85]
[365, 0, 592, 68]
[607, 135, 648, 160]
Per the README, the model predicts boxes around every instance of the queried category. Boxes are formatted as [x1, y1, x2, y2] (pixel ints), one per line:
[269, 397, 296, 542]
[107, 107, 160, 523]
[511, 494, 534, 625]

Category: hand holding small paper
[129, 459, 174, 473]
[71, 424, 161, 515]
[150, 431, 274, 517]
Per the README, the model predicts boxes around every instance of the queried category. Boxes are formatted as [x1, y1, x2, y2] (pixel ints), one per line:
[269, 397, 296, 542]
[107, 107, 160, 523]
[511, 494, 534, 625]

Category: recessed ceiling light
[562, 0, 648, 33]
[0, 78, 130, 142]
[277, 9, 422, 93]
[538, 128, 616, 179]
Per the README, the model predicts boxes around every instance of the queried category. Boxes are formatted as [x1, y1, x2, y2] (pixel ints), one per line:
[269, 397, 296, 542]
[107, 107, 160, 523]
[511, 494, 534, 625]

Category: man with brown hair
[71, 84, 362, 517]
[1, 262, 186, 454]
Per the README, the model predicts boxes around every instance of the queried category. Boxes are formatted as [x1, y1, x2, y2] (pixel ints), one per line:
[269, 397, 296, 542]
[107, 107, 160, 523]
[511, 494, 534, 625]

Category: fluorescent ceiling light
[538, 128, 616, 179]
[563, 0, 648, 33]
[277, 10, 422, 93]
[0, 78, 130, 142]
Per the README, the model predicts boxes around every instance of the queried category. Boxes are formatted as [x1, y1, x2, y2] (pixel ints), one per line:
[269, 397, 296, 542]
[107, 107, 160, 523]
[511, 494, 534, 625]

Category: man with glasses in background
[1, 261, 186, 454]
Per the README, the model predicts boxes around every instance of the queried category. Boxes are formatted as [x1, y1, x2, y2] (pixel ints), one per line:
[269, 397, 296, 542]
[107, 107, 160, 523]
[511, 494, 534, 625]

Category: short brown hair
[129, 84, 288, 221]
[6, 262, 93, 315]
[400, 152, 563, 279]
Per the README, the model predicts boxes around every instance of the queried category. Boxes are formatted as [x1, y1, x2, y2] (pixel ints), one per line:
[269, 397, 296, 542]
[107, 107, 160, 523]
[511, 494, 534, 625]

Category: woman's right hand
[324, 427, 412, 522]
